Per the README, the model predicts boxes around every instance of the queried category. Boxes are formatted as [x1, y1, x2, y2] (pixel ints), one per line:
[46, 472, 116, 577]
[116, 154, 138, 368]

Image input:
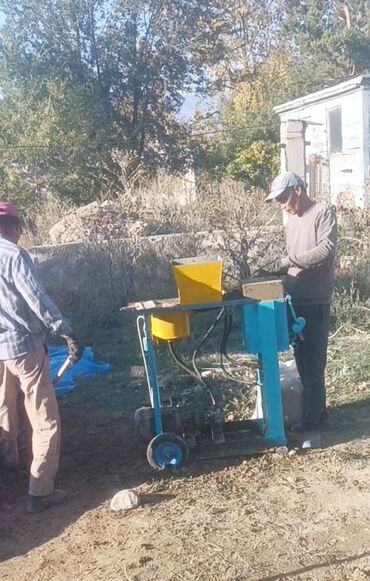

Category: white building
[274, 75, 370, 208]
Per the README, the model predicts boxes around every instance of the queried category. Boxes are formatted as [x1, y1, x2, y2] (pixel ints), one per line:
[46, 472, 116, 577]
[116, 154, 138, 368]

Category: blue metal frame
[256, 302, 287, 445]
[241, 299, 288, 445]
[135, 296, 304, 451]
[138, 315, 163, 435]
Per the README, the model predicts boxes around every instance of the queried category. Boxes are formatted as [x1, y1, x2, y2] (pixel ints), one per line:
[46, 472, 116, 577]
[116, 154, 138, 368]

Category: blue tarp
[49, 346, 111, 397]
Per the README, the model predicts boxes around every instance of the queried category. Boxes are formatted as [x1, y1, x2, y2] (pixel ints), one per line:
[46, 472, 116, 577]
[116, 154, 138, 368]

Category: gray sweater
[282, 202, 337, 304]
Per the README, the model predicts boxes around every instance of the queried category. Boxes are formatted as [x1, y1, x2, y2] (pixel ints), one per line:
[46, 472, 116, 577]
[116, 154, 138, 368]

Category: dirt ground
[1, 327, 370, 581]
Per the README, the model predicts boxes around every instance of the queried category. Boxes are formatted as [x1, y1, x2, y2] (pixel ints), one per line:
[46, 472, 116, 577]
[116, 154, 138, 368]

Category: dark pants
[293, 304, 330, 429]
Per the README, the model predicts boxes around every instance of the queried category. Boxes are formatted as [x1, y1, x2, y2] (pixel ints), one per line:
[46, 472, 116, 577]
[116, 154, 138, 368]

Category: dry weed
[20, 176, 370, 334]
[21, 192, 76, 247]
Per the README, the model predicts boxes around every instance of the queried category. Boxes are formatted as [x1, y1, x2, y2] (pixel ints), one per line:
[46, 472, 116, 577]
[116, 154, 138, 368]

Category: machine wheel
[147, 432, 189, 470]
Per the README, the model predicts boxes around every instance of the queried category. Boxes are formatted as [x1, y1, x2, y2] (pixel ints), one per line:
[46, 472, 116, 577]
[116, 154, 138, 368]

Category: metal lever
[285, 296, 305, 344]
[53, 355, 73, 387]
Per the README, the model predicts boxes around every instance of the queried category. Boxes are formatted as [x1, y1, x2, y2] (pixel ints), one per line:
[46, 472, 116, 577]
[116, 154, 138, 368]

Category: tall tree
[196, 0, 370, 186]
[282, 0, 370, 81]
[193, 1, 288, 186]
[0, 0, 227, 205]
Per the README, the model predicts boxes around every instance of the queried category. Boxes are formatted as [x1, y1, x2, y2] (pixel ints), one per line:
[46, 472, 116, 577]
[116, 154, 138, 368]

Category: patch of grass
[332, 208, 370, 332]
[326, 334, 370, 409]
[58, 323, 147, 417]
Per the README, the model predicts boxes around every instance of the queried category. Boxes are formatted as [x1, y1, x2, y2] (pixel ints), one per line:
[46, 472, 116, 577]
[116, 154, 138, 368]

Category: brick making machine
[122, 256, 305, 470]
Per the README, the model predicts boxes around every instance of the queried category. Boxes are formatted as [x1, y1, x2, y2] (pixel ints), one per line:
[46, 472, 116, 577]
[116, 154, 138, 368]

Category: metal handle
[285, 296, 305, 347]
[53, 355, 73, 386]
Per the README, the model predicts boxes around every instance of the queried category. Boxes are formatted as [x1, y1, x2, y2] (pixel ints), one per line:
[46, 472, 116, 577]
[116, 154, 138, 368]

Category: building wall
[279, 88, 368, 208]
[363, 89, 370, 206]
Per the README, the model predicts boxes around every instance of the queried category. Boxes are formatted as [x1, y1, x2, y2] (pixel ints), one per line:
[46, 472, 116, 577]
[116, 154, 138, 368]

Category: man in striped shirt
[0, 201, 82, 513]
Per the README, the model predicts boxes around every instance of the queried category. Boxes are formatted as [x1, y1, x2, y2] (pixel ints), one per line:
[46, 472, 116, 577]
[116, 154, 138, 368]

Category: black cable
[219, 309, 255, 386]
[191, 358, 216, 406]
[220, 310, 248, 367]
[168, 341, 199, 381]
[169, 306, 255, 403]
[219, 352, 254, 387]
[193, 307, 225, 354]
[0, 123, 279, 151]
[168, 341, 216, 407]
[220, 310, 242, 366]
[191, 308, 226, 406]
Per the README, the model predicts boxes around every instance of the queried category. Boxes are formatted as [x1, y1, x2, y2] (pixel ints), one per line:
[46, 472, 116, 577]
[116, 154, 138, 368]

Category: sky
[179, 94, 198, 120]
[179, 93, 213, 121]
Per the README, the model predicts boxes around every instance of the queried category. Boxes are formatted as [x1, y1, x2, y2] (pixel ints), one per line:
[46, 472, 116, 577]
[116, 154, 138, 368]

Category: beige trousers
[0, 345, 60, 496]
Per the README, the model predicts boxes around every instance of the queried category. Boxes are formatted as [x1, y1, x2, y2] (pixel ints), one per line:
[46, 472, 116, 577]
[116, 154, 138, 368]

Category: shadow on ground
[257, 550, 370, 581]
[322, 396, 370, 448]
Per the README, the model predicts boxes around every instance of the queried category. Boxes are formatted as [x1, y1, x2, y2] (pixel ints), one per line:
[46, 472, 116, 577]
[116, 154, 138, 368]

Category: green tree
[282, 0, 370, 81]
[225, 140, 279, 187]
[0, 79, 110, 206]
[0, 0, 115, 203]
[0, 0, 227, 205]
[196, 0, 370, 186]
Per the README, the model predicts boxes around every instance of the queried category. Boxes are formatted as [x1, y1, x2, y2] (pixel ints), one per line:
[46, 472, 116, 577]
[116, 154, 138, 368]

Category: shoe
[302, 430, 322, 449]
[27, 489, 67, 513]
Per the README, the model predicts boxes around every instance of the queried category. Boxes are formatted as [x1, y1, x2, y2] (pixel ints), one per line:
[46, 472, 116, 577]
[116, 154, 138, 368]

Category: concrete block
[242, 278, 284, 301]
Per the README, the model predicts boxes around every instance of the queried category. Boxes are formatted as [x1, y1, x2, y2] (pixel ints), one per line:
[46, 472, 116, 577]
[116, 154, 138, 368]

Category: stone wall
[30, 230, 228, 335]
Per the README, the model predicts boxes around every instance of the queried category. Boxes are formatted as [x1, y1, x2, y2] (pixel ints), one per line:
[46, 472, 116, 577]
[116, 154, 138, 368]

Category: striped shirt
[0, 235, 73, 360]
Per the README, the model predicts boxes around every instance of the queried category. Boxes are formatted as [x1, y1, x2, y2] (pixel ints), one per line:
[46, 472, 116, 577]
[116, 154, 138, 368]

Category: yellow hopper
[172, 255, 223, 305]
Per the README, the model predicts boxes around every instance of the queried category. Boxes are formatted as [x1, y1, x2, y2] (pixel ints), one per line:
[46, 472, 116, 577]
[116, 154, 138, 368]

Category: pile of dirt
[49, 200, 150, 245]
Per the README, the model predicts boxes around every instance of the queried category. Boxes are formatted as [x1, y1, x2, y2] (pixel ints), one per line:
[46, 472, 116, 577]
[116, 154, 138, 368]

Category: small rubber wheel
[147, 432, 189, 470]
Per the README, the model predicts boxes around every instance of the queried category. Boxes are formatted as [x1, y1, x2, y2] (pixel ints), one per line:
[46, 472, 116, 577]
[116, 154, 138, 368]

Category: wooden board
[120, 297, 180, 311]
[242, 278, 284, 301]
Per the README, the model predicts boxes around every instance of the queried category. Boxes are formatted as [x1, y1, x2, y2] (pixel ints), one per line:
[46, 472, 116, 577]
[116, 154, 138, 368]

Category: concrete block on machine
[242, 278, 284, 301]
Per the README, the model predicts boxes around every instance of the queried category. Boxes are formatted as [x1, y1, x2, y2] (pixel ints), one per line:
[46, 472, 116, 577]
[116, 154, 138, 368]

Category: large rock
[110, 489, 141, 512]
[49, 200, 148, 244]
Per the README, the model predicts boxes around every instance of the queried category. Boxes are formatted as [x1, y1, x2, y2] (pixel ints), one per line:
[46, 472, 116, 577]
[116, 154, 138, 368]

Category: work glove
[65, 335, 84, 364]
[255, 268, 286, 278]
[280, 256, 292, 270]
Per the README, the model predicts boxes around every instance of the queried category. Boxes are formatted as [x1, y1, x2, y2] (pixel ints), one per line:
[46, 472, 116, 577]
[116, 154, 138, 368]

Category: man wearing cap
[266, 172, 337, 449]
[0, 201, 83, 512]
